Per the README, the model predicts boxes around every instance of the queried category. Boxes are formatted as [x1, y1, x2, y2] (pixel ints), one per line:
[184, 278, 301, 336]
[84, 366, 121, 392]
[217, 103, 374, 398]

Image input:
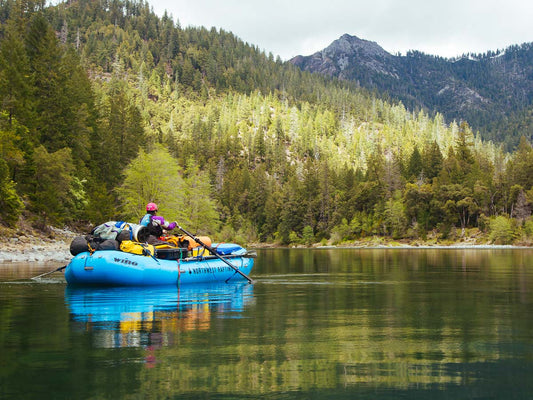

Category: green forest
[1, 0, 533, 246]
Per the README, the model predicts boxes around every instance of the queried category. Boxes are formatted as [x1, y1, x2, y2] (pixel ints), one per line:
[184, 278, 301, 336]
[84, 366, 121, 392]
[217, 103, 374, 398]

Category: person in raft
[140, 202, 177, 244]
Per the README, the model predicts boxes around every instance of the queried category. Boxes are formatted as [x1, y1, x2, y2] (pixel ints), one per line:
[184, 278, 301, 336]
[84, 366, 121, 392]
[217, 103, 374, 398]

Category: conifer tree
[406, 146, 423, 181]
[422, 140, 443, 181]
[30, 146, 75, 225]
[182, 157, 220, 235]
[0, 19, 33, 126]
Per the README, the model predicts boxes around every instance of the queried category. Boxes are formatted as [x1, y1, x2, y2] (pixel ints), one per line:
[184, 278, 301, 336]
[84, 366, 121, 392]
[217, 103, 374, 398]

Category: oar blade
[31, 265, 67, 280]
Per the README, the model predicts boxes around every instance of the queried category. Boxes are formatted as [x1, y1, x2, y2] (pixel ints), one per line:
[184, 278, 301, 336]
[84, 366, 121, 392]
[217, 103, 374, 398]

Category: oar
[31, 265, 67, 280]
[176, 224, 254, 284]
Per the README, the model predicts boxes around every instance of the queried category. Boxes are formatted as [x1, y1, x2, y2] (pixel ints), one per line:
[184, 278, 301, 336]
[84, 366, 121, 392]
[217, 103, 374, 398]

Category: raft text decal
[187, 266, 237, 274]
[113, 257, 139, 266]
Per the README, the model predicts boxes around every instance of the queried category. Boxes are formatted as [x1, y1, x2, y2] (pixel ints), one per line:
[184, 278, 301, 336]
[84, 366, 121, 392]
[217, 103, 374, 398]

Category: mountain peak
[290, 33, 396, 79]
[324, 34, 391, 60]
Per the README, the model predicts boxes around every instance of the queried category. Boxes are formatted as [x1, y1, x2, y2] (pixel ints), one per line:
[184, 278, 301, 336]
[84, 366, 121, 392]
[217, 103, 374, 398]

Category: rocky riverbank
[0, 226, 76, 263]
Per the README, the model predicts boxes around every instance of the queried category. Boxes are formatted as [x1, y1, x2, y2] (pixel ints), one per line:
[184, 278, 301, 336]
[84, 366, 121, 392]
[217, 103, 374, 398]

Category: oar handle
[177, 225, 254, 284]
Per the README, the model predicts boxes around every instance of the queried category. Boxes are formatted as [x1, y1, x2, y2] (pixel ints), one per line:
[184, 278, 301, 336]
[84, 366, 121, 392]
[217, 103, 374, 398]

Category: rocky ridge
[291, 34, 399, 79]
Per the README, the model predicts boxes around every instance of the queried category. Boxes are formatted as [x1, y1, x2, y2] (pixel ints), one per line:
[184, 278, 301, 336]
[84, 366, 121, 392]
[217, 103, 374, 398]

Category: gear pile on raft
[70, 220, 216, 260]
[65, 203, 255, 286]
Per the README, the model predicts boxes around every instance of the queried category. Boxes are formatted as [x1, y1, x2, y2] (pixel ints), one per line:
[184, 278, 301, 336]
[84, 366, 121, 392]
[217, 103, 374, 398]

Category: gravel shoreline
[0, 227, 75, 263]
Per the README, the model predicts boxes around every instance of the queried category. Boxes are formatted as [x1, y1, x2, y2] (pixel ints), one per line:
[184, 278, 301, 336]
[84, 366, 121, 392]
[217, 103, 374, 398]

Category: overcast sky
[150, 0, 533, 61]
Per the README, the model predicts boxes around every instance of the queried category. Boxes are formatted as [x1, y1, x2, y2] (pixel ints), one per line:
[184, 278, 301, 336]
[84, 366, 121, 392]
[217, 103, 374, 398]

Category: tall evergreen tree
[422, 140, 443, 182]
[406, 146, 423, 181]
[30, 145, 75, 225]
[0, 19, 33, 126]
[182, 157, 220, 235]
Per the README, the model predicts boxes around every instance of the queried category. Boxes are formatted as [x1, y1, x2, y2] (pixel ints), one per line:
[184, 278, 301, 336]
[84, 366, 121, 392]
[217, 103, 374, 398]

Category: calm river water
[1, 248, 533, 399]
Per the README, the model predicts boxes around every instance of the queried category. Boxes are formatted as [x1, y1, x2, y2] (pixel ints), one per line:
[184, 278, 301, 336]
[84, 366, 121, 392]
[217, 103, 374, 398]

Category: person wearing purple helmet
[140, 202, 177, 242]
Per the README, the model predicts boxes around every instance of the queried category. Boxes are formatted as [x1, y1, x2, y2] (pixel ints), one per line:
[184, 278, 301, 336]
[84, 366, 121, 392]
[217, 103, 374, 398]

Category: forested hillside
[291, 34, 533, 150]
[1, 0, 533, 245]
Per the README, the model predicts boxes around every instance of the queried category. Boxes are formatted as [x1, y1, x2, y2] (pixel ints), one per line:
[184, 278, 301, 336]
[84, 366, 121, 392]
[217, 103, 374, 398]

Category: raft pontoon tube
[65, 243, 255, 286]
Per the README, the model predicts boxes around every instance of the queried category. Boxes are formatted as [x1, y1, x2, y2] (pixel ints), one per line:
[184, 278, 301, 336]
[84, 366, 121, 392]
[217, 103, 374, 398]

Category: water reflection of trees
[60, 249, 533, 395]
[131, 248, 533, 395]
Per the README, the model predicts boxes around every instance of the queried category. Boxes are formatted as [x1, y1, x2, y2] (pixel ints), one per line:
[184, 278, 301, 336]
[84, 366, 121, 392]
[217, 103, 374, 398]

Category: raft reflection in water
[65, 283, 255, 348]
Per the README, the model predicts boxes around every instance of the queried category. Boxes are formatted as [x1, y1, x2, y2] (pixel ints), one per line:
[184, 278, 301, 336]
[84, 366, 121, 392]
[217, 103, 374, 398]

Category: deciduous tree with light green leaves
[120, 145, 187, 224]
[489, 215, 514, 244]
[120, 147, 221, 234]
[0, 157, 23, 226]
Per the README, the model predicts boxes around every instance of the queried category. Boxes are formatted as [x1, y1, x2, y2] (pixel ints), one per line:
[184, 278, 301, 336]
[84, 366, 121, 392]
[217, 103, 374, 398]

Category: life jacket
[140, 213, 163, 237]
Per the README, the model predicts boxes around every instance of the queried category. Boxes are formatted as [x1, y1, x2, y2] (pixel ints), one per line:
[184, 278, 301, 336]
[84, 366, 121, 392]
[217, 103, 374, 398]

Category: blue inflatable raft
[65, 243, 255, 286]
